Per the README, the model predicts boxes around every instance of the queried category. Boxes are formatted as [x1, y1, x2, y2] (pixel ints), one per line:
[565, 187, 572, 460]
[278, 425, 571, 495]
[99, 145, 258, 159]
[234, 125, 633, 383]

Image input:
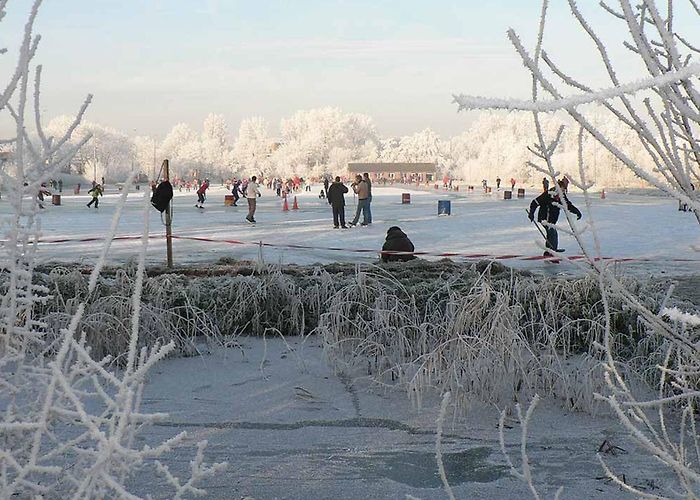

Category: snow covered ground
[132, 337, 672, 499]
[5, 183, 699, 277]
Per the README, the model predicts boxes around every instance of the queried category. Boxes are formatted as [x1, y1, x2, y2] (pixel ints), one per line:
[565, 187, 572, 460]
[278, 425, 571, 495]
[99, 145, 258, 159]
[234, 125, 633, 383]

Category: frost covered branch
[0, 2, 226, 497]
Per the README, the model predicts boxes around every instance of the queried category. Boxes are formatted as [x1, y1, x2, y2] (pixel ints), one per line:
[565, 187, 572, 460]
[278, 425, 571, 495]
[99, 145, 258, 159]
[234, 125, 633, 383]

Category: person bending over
[381, 226, 416, 262]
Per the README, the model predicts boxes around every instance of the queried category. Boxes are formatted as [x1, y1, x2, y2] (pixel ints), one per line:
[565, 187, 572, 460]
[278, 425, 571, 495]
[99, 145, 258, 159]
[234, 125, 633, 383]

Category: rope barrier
[2, 233, 699, 264]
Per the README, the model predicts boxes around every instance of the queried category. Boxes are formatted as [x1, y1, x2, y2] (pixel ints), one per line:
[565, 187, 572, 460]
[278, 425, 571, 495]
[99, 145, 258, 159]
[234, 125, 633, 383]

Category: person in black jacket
[381, 226, 416, 262]
[326, 176, 348, 228]
[528, 180, 582, 254]
[231, 179, 241, 206]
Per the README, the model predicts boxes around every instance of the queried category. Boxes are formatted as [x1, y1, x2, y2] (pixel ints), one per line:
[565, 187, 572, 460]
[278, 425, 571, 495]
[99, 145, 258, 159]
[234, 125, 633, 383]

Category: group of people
[193, 176, 261, 224]
[325, 172, 373, 228]
[481, 177, 518, 191]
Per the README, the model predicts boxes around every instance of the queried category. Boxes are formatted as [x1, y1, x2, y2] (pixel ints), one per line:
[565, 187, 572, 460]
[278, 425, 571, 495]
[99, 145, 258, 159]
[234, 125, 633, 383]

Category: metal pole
[163, 159, 173, 268]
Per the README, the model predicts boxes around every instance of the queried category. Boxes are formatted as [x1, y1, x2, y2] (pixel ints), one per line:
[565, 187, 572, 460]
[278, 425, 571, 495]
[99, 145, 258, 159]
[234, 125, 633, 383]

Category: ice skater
[86, 184, 102, 208]
[196, 178, 209, 208]
[231, 179, 241, 206]
[528, 179, 582, 257]
[37, 184, 51, 209]
[496, 176, 501, 190]
[245, 175, 261, 224]
[326, 176, 348, 229]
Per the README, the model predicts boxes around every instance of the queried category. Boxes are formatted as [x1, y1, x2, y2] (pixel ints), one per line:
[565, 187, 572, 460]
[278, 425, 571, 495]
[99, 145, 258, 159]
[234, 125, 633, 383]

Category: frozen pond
[2, 183, 699, 277]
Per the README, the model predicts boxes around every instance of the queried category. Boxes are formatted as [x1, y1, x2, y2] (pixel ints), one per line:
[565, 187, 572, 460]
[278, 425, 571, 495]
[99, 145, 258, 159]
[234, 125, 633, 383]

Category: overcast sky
[0, 1, 653, 138]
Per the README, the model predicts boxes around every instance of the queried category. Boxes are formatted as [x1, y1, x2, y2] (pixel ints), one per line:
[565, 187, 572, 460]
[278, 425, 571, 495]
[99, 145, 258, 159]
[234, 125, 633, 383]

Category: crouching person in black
[528, 179, 582, 256]
[381, 226, 416, 262]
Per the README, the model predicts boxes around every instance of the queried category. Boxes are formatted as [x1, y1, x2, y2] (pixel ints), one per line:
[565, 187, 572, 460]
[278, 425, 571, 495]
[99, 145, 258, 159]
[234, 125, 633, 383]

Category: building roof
[348, 162, 437, 173]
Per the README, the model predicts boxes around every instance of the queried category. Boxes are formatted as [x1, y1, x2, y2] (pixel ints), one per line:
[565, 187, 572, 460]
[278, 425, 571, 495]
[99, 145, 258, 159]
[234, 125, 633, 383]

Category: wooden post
[163, 159, 173, 268]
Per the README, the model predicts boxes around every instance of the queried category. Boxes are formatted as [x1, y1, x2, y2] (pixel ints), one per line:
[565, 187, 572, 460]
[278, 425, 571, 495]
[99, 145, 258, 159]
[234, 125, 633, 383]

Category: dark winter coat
[529, 190, 581, 224]
[326, 181, 348, 207]
[381, 227, 416, 263]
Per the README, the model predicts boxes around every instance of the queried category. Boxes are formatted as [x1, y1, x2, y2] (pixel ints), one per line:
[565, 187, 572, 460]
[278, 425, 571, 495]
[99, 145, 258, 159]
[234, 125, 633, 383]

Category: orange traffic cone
[283, 197, 289, 211]
[601, 189, 606, 199]
[292, 196, 299, 210]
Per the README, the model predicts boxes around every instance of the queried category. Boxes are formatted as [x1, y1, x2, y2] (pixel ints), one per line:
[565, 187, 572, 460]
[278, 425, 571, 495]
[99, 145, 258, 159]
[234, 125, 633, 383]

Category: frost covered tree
[45, 116, 134, 182]
[160, 122, 205, 177]
[233, 116, 272, 176]
[133, 134, 158, 179]
[454, 112, 652, 187]
[453, 0, 700, 496]
[0, 2, 225, 496]
[454, 1, 700, 216]
[201, 112, 233, 173]
[274, 107, 379, 178]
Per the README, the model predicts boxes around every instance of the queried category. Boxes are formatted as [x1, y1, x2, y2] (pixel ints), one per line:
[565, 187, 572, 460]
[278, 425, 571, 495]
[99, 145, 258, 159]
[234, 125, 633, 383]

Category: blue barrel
[438, 200, 451, 215]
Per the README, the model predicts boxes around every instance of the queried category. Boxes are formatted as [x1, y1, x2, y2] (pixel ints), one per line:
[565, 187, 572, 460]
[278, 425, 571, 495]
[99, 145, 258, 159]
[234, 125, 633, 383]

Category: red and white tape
[3, 233, 698, 264]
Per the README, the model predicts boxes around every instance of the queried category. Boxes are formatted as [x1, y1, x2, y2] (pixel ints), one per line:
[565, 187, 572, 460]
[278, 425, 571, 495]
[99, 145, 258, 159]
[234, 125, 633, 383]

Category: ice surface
[5, 183, 698, 277]
[131, 337, 672, 499]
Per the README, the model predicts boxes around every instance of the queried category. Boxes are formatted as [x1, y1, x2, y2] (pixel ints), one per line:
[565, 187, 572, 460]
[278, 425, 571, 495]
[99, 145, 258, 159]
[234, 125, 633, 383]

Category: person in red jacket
[196, 178, 210, 208]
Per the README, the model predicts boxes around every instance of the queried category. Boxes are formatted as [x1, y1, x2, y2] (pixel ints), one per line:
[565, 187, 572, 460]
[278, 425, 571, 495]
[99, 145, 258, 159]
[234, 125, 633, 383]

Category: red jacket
[197, 181, 209, 195]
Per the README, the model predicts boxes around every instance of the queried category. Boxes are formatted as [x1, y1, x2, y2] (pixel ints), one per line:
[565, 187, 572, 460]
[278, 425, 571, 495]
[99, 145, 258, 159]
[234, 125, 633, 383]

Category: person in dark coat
[323, 176, 330, 197]
[381, 226, 416, 262]
[231, 179, 241, 206]
[326, 176, 348, 228]
[528, 180, 582, 254]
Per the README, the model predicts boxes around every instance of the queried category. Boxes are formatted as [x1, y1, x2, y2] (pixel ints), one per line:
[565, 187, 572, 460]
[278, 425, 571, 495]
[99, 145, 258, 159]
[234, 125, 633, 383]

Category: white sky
[0, 0, 680, 138]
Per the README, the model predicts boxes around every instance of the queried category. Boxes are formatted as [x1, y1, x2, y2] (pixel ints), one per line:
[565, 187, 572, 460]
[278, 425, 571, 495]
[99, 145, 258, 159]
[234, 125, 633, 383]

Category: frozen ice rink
[5, 183, 699, 276]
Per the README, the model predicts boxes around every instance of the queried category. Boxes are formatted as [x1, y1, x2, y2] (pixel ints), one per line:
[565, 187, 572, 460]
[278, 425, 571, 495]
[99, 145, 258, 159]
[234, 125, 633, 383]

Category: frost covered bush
[316, 261, 672, 412]
[33, 267, 220, 362]
[453, 0, 700, 495]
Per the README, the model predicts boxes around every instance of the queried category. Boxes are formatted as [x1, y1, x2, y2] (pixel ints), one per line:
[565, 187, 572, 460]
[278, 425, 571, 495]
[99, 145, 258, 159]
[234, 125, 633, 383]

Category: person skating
[542, 177, 550, 192]
[349, 174, 370, 226]
[196, 178, 210, 208]
[363, 172, 373, 224]
[510, 178, 516, 190]
[37, 183, 51, 209]
[86, 184, 102, 208]
[381, 226, 416, 263]
[246, 175, 261, 224]
[326, 176, 348, 228]
[231, 179, 242, 206]
[496, 176, 501, 190]
[323, 176, 330, 197]
[528, 179, 582, 256]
